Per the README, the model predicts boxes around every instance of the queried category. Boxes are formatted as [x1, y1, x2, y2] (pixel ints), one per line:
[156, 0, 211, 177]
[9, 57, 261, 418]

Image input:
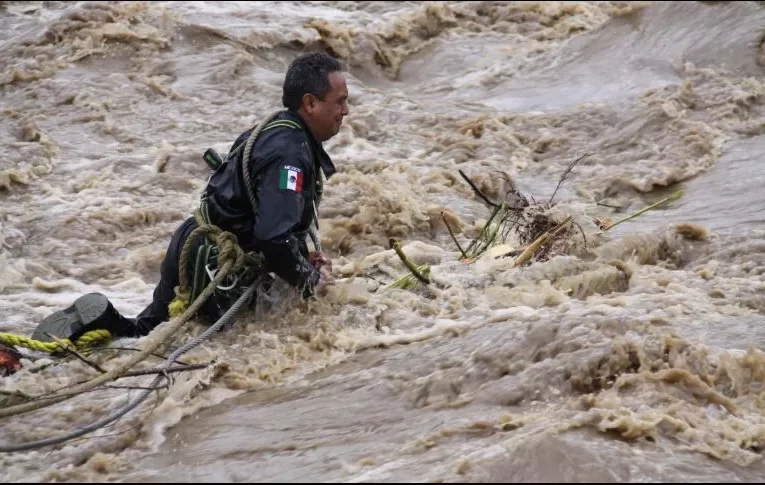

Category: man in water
[33, 52, 348, 342]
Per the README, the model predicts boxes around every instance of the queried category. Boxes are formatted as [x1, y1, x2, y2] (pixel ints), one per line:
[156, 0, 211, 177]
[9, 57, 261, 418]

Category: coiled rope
[167, 209, 248, 318]
[0, 329, 111, 354]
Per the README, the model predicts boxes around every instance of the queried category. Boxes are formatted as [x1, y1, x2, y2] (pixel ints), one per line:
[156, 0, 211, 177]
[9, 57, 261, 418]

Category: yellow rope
[0, 329, 111, 354]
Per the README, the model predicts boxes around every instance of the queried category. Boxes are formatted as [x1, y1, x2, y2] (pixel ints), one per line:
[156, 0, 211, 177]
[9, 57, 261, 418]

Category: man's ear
[302, 93, 317, 115]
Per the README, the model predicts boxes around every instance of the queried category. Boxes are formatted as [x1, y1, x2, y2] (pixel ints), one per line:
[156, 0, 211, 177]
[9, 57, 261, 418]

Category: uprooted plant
[448, 153, 592, 266]
[447, 153, 685, 268]
[377, 153, 685, 292]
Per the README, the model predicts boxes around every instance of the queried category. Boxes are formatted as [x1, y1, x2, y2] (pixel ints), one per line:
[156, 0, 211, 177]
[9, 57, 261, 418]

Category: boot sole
[32, 293, 109, 343]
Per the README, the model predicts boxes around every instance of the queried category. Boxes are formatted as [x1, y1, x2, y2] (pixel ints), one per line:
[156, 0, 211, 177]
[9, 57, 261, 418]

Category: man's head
[282, 52, 349, 143]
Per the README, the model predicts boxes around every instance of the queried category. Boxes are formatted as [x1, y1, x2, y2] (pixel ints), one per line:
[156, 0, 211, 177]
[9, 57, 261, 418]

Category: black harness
[189, 118, 323, 315]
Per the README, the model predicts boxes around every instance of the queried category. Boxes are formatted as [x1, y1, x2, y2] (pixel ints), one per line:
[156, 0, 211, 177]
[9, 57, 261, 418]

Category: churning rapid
[1, 0, 765, 482]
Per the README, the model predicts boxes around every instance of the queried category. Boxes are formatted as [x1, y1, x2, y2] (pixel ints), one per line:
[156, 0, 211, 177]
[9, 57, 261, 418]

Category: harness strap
[200, 197, 213, 226]
[190, 243, 213, 303]
[225, 118, 302, 163]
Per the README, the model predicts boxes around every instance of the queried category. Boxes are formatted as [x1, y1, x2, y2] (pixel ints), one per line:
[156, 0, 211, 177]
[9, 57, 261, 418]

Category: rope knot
[169, 210, 248, 319]
[214, 231, 245, 272]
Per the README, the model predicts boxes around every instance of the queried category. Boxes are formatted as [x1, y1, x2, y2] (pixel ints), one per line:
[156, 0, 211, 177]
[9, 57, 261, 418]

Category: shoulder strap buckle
[203, 148, 224, 170]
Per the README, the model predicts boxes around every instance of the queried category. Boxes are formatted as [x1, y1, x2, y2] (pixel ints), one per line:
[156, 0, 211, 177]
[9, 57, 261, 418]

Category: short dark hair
[282, 52, 343, 112]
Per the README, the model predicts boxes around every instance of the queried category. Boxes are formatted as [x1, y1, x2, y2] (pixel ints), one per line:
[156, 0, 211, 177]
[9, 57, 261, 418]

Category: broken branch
[466, 203, 505, 258]
[117, 363, 210, 379]
[23, 363, 213, 403]
[390, 239, 431, 285]
[604, 189, 684, 232]
[442, 211, 468, 259]
[549, 153, 590, 205]
[459, 169, 499, 208]
[45, 332, 107, 374]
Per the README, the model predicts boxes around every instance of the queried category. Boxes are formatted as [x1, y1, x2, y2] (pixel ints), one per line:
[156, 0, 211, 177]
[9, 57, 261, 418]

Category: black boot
[32, 293, 129, 342]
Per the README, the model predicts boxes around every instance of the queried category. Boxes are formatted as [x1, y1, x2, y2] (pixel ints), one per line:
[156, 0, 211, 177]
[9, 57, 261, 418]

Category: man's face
[304, 71, 349, 142]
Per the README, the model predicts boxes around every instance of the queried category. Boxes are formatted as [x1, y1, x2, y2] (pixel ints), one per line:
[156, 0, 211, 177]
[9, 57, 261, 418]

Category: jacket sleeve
[250, 148, 320, 296]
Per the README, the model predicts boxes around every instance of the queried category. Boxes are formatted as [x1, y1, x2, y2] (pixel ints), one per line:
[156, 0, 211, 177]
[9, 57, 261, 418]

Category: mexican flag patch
[279, 165, 303, 193]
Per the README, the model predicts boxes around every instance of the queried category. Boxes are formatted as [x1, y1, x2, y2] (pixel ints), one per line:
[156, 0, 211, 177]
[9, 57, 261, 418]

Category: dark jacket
[203, 110, 336, 295]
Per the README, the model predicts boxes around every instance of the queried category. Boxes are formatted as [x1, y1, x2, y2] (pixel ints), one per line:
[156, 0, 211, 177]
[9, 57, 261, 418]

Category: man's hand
[309, 251, 334, 297]
[308, 251, 332, 272]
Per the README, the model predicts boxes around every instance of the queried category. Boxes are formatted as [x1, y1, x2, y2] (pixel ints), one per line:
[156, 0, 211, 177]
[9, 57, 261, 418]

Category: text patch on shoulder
[278, 165, 303, 193]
